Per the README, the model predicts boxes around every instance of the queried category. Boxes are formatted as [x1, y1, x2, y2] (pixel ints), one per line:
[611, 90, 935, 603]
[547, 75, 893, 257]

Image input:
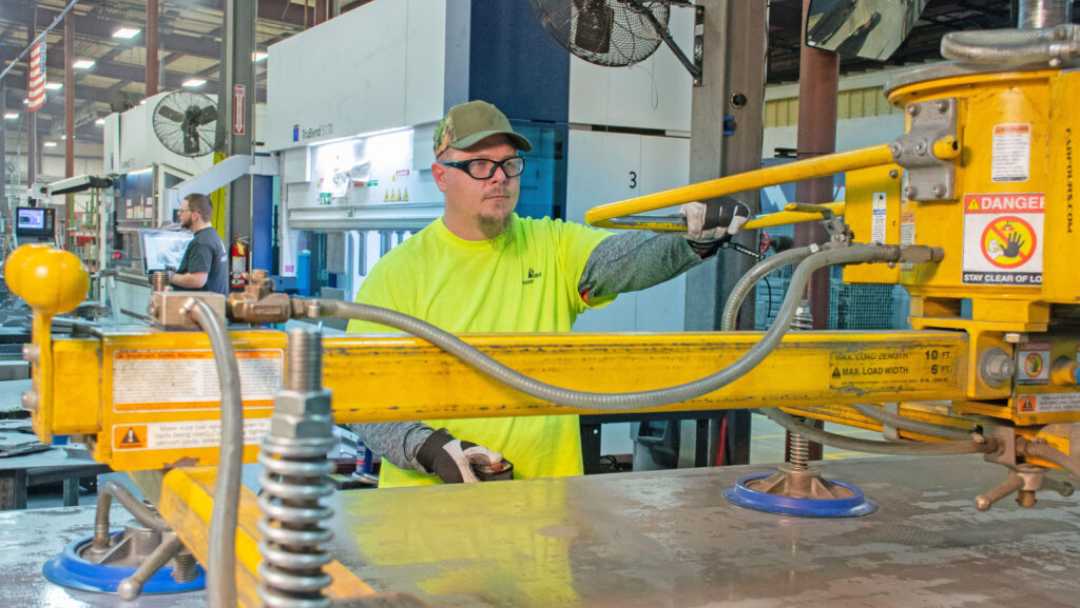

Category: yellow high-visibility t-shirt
[346, 214, 613, 487]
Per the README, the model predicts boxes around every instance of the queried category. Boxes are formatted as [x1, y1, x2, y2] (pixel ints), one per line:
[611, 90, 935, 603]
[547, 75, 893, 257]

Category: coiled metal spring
[257, 435, 337, 608]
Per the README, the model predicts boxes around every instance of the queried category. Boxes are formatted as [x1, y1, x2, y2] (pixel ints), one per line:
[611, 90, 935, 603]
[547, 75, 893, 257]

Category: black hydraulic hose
[317, 245, 908, 410]
[186, 299, 243, 608]
[852, 404, 976, 441]
[720, 245, 816, 332]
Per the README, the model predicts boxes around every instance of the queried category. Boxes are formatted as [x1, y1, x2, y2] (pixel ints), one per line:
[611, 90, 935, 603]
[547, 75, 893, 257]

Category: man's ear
[432, 162, 449, 193]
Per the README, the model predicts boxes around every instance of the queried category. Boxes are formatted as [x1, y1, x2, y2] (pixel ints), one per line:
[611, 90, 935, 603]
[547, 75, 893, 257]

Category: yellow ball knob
[4, 245, 89, 316]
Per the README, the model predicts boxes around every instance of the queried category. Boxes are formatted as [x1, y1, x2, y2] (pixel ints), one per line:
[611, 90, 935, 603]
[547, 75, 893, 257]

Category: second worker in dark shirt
[171, 193, 228, 295]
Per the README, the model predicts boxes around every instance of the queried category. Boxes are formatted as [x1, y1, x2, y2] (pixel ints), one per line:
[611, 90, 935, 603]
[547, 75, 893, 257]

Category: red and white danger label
[962, 193, 1044, 285]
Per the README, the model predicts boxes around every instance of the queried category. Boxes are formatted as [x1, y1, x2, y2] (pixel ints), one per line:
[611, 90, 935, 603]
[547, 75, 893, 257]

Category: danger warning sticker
[962, 193, 1044, 285]
[113, 349, 283, 412]
[1016, 392, 1080, 414]
[113, 418, 271, 451]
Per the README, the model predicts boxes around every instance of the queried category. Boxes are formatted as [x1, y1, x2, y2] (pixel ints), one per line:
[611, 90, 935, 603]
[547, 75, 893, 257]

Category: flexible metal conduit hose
[319, 245, 904, 410]
[941, 24, 1080, 66]
[1020, 438, 1080, 481]
[720, 245, 817, 332]
[852, 404, 975, 441]
[186, 299, 243, 608]
[719, 247, 990, 456]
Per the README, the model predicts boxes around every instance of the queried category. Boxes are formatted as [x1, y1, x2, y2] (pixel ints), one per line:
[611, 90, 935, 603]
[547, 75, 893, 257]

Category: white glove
[680, 198, 750, 242]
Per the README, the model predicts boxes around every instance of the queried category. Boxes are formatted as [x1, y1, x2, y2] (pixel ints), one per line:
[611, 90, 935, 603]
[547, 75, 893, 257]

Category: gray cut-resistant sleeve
[578, 232, 705, 300]
[350, 423, 434, 471]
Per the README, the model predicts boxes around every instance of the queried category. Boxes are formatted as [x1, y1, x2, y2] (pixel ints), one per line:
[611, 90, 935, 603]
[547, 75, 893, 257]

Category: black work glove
[415, 429, 513, 483]
[679, 198, 751, 258]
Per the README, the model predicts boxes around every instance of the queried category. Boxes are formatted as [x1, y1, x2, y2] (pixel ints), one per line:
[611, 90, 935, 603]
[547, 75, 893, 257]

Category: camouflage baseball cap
[433, 100, 532, 157]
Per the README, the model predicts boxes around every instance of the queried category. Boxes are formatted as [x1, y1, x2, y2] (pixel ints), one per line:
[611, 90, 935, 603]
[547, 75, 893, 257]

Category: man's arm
[577, 232, 703, 301]
[170, 243, 211, 289]
[577, 199, 750, 302]
[170, 271, 208, 289]
[350, 422, 433, 470]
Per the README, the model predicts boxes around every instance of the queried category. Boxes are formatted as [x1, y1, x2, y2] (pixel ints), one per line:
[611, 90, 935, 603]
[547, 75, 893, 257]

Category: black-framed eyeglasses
[439, 156, 526, 180]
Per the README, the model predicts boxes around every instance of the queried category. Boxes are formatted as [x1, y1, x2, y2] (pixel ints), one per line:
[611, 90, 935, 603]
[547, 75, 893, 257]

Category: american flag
[27, 40, 46, 112]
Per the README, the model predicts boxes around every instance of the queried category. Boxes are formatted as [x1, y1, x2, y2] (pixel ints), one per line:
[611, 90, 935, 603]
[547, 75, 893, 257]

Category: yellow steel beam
[158, 467, 379, 608]
[50, 328, 969, 471]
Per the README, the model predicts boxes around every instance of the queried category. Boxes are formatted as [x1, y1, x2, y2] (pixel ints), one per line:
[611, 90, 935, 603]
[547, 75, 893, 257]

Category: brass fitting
[226, 270, 294, 324]
[152, 292, 226, 330]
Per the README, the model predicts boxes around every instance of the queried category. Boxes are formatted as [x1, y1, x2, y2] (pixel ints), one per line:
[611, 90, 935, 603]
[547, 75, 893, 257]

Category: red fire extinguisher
[230, 237, 249, 291]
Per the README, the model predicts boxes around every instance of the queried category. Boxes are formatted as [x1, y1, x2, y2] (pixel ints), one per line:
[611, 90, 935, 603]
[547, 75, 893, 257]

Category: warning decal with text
[113, 418, 271, 451]
[962, 193, 1044, 285]
[829, 347, 955, 389]
[992, 123, 1031, 182]
[1017, 393, 1080, 414]
[113, 349, 283, 412]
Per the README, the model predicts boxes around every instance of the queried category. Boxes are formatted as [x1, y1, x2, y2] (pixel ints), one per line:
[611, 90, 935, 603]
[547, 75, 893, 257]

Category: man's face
[433, 136, 521, 233]
[179, 203, 193, 229]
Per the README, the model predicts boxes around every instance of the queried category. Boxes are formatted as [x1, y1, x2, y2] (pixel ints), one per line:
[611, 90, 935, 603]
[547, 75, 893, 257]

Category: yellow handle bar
[584, 143, 897, 231]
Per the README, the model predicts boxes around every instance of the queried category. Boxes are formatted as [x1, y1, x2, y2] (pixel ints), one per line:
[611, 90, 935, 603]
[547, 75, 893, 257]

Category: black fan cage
[531, 0, 670, 67]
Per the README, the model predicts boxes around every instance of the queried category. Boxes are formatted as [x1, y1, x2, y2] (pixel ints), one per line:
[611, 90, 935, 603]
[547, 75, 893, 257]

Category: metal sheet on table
[329, 456, 1080, 607]
[0, 504, 206, 607]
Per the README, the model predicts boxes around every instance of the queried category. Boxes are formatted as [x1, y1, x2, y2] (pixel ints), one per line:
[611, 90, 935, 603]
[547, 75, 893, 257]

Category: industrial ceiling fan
[530, 0, 701, 79]
[152, 91, 218, 158]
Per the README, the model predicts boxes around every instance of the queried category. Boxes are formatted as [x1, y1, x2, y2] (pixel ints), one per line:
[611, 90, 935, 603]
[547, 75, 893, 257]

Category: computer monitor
[139, 229, 194, 274]
[15, 206, 55, 238]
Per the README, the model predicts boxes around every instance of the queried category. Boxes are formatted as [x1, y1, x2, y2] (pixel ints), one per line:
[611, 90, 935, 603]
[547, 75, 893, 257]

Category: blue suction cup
[724, 471, 877, 518]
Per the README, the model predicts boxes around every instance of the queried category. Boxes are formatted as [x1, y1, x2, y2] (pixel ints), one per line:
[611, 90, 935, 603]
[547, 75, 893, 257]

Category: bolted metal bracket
[891, 98, 959, 201]
[975, 464, 1074, 511]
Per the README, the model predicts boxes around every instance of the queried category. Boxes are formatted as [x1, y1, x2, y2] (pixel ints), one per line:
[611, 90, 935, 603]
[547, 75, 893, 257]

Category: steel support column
[1, 81, 6, 215]
[222, 0, 257, 282]
[685, 0, 768, 465]
[146, 0, 159, 97]
[792, 0, 840, 461]
[25, 19, 36, 188]
[64, 13, 75, 250]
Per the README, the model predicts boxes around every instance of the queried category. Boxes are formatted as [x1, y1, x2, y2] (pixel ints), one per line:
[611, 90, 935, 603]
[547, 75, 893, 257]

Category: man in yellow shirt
[348, 100, 748, 488]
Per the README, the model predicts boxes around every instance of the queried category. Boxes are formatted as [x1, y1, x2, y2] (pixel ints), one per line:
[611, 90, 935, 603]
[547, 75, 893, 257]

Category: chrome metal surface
[259, 328, 336, 607]
[330, 456, 1080, 607]
[1020, 0, 1073, 29]
[883, 61, 1078, 96]
[0, 505, 205, 607]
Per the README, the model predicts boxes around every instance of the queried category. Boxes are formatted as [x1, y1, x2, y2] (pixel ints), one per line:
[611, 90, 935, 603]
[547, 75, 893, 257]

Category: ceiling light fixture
[253, 51, 268, 62]
[73, 59, 95, 70]
[182, 78, 206, 88]
[112, 27, 140, 39]
[44, 141, 58, 148]
[4, 112, 17, 120]
[45, 82, 62, 90]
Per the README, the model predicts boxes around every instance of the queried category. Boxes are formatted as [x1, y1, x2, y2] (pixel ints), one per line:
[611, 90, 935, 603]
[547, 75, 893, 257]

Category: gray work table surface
[329, 455, 1080, 607]
[0, 456, 1078, 607]
[0, 504, 205, 607]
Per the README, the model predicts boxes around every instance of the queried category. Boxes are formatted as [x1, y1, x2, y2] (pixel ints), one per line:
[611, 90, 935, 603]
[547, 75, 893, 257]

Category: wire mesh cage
[530, 0, 670, 67]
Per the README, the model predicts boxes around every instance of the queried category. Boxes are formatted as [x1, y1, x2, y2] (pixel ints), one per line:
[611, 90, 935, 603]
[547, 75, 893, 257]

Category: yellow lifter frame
[5, 63, 1080, 605]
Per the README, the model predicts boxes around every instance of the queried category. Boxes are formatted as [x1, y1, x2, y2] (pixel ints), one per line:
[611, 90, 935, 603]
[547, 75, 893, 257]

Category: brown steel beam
[791, 0, 840, 462]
